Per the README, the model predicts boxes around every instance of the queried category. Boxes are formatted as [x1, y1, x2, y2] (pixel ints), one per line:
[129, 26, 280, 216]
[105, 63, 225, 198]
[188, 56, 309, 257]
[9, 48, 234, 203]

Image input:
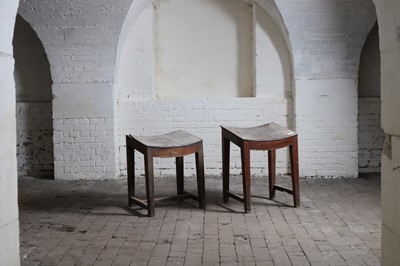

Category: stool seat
[126, 131, 206, 217]
[131, 130, 202, 149]
[222, 122, 297, 142]
[222, 122, 300, 213]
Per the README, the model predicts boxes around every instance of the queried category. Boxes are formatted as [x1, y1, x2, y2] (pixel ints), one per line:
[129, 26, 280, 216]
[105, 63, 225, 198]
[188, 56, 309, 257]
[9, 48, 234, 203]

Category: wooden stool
[126, 130, 206, 217]
[221, 122, 300, 213]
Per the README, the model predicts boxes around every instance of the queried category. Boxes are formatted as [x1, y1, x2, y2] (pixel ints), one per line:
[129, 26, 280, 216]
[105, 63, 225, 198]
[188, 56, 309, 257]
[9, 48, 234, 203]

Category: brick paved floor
[19, 175, 381, 266]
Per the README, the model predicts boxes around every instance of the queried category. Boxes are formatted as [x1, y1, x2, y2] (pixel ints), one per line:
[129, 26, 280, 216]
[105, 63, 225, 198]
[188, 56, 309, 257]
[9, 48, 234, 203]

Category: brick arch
[13, 13, 55, 179]
[17, 1, 132, 179]
[15, 12, 57, 84]
[115, 0, 151, 77]
[17, 1, 132, 85]
[357, 21, 384, 174]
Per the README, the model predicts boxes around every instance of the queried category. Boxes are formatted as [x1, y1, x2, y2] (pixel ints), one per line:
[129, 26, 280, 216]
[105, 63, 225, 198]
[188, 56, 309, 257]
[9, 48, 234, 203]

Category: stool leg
[126, 140, 135, 206]
[241, 143, 251, 214]
[289, 139, 300, 207]
[145, 152, 155, 217]
[176, 156, 184, 195]
[268, 149, 276, 200]
[195, 144, 206, 209]
[222, 136, 230, 203]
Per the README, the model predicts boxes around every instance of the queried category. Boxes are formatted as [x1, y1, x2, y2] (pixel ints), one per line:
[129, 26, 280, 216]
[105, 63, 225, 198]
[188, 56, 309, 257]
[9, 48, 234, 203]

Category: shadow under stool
[126, 130, 206, 217]
[221, 122, 300, 213]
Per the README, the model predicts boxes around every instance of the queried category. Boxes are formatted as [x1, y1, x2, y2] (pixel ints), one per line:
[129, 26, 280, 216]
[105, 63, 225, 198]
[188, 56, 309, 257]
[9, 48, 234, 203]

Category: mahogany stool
[221, 122, 300, 213]
[126, 130, 206, 217]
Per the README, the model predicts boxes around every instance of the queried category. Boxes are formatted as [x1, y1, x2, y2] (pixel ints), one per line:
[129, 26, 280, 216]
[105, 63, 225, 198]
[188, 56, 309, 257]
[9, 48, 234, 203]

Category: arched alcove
[357, 22, 385, 174]
[115, 0, 293, 177]
[13, 14, 54, 179]
[116, 0, 292, 101]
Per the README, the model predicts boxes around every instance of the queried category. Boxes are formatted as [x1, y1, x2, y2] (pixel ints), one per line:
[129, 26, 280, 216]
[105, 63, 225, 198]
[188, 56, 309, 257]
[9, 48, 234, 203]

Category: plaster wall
[254, 3, 291, 98]
[372, 0, 400, 264]
[118, 6, 154, 101]
[0, 0, 21, 264]
[155, 0, 253, 98]
[382, 137, 400, 265]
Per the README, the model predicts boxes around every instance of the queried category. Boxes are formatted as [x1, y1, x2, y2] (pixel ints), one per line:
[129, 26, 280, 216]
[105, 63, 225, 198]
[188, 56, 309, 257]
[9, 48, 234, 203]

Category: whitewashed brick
[54, 118, 117, 179]
[276, 0, 376, 79]
[358, 98, 385, 173]
[15, 0, 379, 180]
[16, 102, 54, 178]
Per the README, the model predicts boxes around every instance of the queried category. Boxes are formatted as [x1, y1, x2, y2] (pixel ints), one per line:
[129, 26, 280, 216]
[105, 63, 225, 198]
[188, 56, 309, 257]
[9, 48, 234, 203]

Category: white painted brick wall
[17, 0, 379, 180]
[296, 79, 359, 177]
[118, 98, 293, 177]
[54, 118, 116, 180]
[16, 102, 54, 177]
[358, 98, 385, 173]
[18, 1, 131, 180]
[276, 0, 376, 79]
[275, 0, 376, 177]
[297, 115, 358, 177]
[18, 0, 132, 84]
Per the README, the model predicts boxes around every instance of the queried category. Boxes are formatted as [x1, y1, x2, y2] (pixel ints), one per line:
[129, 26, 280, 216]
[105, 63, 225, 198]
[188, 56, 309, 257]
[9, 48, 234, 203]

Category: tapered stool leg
[176, 156, 184, 195]
[195, 144, 206, 209]
[222, 136, 230, 203]
[241, 143, 251, 213]
[268, 149, 276, 199]
[290, 138, 300, 207]
[144, 151, 155, 217]
[126, 137, 135, 206]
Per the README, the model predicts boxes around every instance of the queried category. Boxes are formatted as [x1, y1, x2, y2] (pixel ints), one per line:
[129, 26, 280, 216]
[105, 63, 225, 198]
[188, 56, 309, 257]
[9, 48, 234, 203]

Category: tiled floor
[19, 175, 381, 266]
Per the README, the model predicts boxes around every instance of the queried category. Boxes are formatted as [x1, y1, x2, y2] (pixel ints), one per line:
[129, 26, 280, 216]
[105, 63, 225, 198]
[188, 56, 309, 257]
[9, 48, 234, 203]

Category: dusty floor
[19, 175, 381, 266]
